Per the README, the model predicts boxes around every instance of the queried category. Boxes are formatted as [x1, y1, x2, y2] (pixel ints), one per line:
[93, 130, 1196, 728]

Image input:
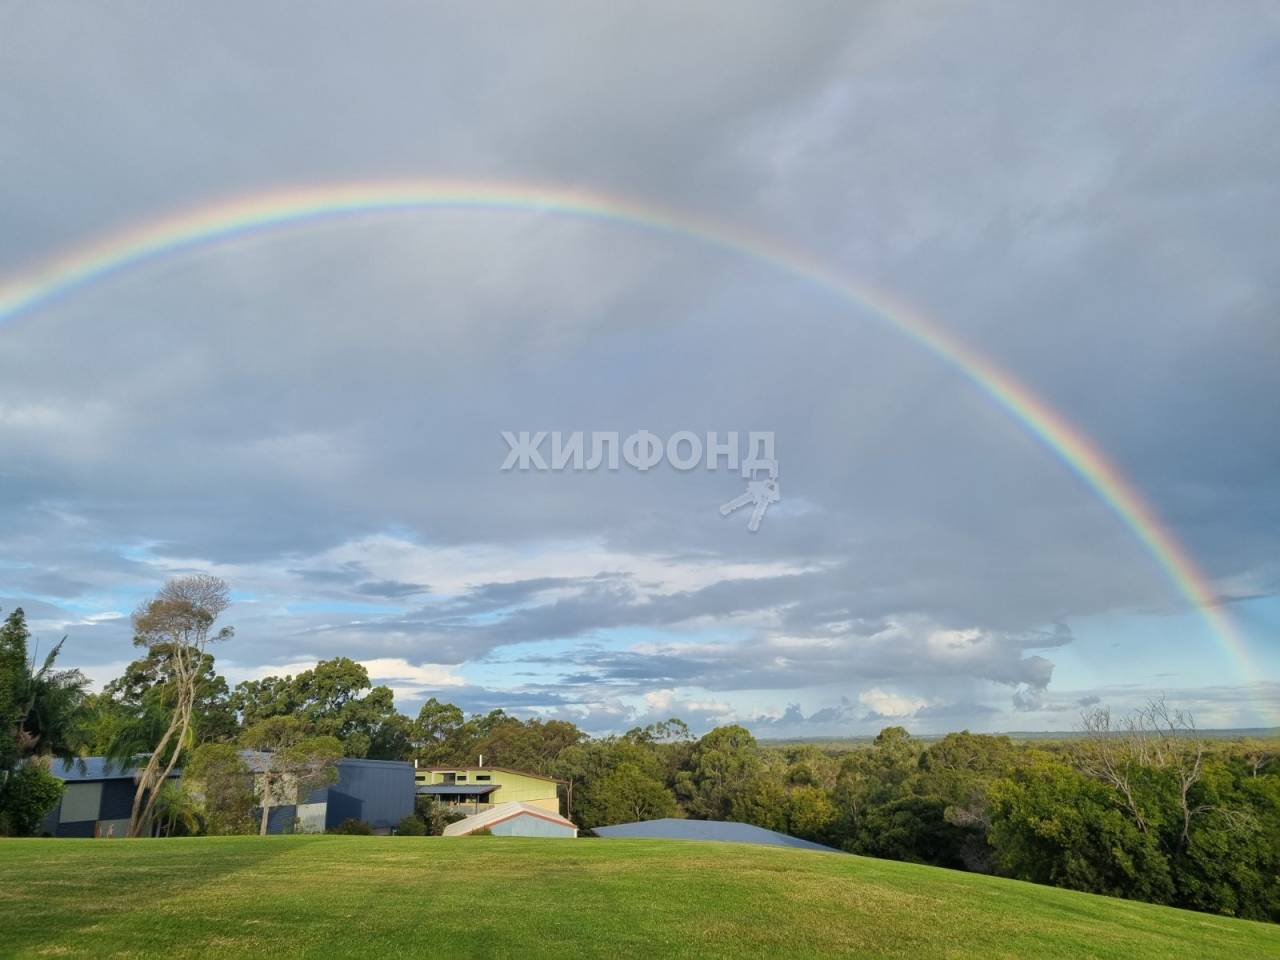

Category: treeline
[2, 579, 1278, 922]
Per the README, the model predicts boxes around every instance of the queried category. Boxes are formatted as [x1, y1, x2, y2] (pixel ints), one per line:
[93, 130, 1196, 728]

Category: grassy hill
[1, 836, 1276, 959]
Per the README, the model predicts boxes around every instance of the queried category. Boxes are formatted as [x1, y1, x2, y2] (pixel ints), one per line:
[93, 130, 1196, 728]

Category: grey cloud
[0, 3, 1275, 730]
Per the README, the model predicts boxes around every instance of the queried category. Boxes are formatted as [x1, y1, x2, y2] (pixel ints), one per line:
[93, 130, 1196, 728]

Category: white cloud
[857, 687, 929, 718]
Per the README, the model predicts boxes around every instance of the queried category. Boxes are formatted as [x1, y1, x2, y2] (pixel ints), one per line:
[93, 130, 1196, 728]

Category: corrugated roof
[442, 801, 576, 836]
[416, 783, 499, 796]
[593, 818, 844, 853]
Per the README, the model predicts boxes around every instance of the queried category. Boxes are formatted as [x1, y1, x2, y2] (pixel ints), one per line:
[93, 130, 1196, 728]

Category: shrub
[396, 815, 428, 836]
[0, 763, 65, 837]
[328, 818, 373, 835]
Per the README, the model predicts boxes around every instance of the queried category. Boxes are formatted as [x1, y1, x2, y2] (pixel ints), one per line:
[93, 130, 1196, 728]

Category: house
[593, 818, 844, 853]
[40, 754, 414, 837]
[243, 753, 415, 835]
[442, 800, 577, 838]
[414, 762, 564, 815]
[40, 757, 177, 837]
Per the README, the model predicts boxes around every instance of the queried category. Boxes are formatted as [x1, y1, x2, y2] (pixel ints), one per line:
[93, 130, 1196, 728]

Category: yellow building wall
[416, 768, 561, 813]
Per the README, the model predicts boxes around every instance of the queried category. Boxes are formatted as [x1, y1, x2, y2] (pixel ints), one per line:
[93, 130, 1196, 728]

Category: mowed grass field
[1, 836, 1276, 959]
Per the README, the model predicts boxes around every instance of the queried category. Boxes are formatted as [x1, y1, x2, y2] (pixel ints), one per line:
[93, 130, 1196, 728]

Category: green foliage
[0, 608, 88, 771]
[988, 763, 1176, 903]
[184, 742, 256, 835]
[152, 782, 202, 837]
[328, 817, 372, 835]
[412, 795, 463, 835]
[411, 698, 466, 764]
[0, 761, 64, 836]
[231, 658, 408, 760]
[0, 608, 28, 775]
[241, 717, 342, 835]
[396, 814, 428, 836]
[555, 736, 676, 829]
[588, 762, 678, 826]
[675, 725, 762, 820]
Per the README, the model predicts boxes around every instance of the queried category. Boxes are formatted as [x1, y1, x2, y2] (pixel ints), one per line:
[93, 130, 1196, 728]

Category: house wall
[304, 758, 414, 833]
[489, 813, 577, 838]
[418, 768, 560, 813]
[41, 776, 165, 837]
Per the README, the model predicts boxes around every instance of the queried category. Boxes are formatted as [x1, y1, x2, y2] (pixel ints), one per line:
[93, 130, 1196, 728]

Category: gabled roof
[442, 801, 576, 836]
[593, 818, 844, 853]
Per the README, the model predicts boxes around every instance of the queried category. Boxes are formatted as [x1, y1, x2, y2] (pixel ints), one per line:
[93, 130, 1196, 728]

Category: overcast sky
[1, 2, 1277, 736]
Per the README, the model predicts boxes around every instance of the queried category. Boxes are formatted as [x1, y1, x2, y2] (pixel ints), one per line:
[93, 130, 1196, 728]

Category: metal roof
[442, 801, 576, 836]
[416, 783, 499, 796]
[48, 757, 171, 782]
[593, 818, 845, 853]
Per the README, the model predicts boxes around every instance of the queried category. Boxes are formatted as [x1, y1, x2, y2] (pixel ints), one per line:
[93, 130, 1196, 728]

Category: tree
[2, 609, 88, 767]
[675, 725, 762, 820]
[152, 782, 202, 837]
[786, 785, 838, 840]
[1076, 698, 1210, 849]
[0, 608, 87, 836]
[0, 608, 27, 776]
[473, 716, 582, 771]
[232, 657, 405, 759]
[987, 762, 1175, 904]
[412, 698, 466, 763]
[126, 576, 234, 837]
[105, 647, 237, 745]
[590, 763, 678, 826]
[241, 717, 342, 835]
[184, 742, 255, 835]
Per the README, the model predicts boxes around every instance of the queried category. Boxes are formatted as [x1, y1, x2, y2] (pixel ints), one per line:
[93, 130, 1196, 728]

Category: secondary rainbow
[0, 179, 1266, 712]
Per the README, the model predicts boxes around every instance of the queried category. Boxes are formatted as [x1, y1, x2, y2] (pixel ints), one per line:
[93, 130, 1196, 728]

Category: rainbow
[0, 179, 1267, 712]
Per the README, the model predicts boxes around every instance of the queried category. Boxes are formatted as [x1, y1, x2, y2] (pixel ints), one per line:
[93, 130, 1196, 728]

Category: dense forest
[2, 586, 1277, 923]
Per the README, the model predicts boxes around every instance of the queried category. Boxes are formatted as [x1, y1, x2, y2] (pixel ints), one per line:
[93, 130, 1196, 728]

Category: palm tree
[14, 637, 90, 765]
[2, 609, 89, 770]
[152, 781, 201, 836]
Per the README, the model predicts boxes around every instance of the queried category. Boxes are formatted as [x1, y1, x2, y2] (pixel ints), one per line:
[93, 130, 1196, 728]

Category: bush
[396, 815, 427, 836]
[328, 818, 373, 835]
[0, 763, 65, 837]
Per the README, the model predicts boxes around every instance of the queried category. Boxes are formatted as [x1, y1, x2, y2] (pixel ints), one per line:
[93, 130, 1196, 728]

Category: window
[456, 775, 467, 781]
[475, 774, 491, 781]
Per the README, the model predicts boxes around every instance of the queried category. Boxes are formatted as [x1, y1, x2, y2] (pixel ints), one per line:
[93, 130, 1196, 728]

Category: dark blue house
[248, 754, 415, 834]
[41, 754, 414, 837]
[40, 757, 174, 838]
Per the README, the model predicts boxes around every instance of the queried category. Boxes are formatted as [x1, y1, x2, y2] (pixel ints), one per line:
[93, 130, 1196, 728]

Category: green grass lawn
[1, 836, 1275, 959]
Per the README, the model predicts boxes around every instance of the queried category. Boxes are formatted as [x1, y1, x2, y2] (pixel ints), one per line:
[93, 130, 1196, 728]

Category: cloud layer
[1, 2, 1276, 734]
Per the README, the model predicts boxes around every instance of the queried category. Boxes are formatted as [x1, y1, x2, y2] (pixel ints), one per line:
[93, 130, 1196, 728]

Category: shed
[593, 818, 843, 853]
[442, 801, 577, 838]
